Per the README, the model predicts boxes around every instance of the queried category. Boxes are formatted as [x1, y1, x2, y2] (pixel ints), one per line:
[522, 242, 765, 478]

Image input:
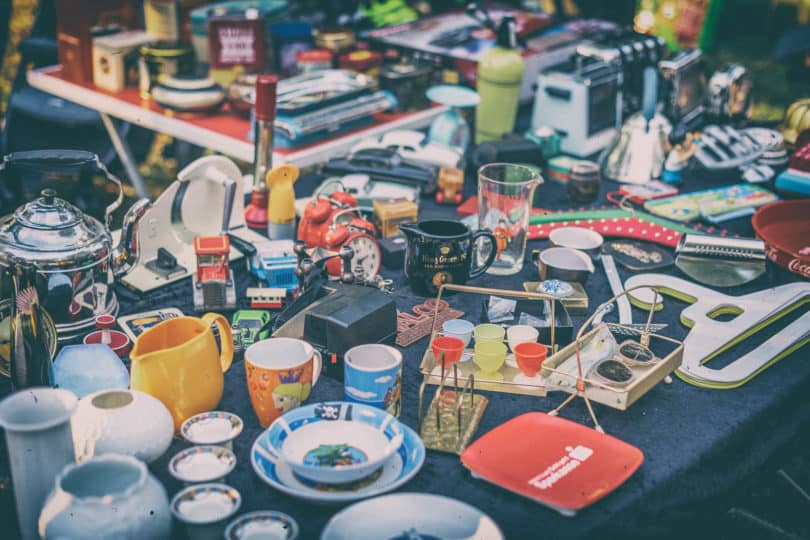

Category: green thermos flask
[475, 14, 524, 144]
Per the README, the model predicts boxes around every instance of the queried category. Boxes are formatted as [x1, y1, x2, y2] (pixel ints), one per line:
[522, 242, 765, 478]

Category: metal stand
[99, 112, 148, 199]
[547, 284, 662, 433]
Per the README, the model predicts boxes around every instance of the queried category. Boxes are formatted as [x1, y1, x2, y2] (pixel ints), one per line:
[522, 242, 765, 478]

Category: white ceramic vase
[72, 389, 174, 463]
[0, 388, 77, 540]
[39, 454, 172, 540]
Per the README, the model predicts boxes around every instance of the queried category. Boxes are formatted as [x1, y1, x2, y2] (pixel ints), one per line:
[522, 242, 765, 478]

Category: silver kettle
[600, 67, 671, 184]
[0, 150, 150, 341]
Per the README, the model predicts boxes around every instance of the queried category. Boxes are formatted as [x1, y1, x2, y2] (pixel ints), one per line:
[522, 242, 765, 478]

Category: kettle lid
[0, 189, 110, 260]
[15, 189, 83, 229]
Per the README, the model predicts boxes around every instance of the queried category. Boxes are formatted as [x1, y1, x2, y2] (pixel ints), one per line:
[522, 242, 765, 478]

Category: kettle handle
[0, 150, 127, 231]
[202, 312, 234, 373]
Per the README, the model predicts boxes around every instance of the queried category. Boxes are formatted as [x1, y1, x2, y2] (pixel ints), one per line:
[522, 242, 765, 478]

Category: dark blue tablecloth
[3, 171, 809, 540]
[118, 172, 810, 539]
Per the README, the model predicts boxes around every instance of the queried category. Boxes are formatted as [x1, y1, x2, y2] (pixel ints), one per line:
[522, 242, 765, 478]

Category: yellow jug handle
[202, 312, 233, 373]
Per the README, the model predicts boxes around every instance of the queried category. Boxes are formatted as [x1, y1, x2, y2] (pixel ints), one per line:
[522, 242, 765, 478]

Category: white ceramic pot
[72, 389, 174, 463]
[39, 454, 171, 540]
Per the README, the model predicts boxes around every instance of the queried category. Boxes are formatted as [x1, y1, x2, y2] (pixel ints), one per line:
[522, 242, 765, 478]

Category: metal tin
[138, 43, 195, 99]
[567, 160, 601, 204]
[379, 61, 432, 112]
[297, 49, 333, 73]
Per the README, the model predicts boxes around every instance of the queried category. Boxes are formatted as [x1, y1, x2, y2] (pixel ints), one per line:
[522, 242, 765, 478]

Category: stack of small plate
[251, 402, 425, 504]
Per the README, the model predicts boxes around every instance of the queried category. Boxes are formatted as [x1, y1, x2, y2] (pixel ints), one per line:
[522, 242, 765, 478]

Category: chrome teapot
[0, 150, 149, 341]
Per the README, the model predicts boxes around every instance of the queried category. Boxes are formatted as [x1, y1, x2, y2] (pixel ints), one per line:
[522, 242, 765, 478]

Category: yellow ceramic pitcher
[130, 313, 233, 430]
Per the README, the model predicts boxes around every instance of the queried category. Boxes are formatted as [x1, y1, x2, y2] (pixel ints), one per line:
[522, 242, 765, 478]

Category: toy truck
[192, 235, 237, 312]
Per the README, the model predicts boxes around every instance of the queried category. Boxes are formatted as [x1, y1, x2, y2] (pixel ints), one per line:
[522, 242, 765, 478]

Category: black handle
[469, 229, 498, 279]
[2, 150, 98, 171]
[227, 233, 257, 258]
[544, 86, 571, 101]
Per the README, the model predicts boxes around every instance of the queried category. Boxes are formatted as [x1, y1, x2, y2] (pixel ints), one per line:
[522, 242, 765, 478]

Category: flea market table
[30, 172, 810, 539]
[2, 153, 809, 540]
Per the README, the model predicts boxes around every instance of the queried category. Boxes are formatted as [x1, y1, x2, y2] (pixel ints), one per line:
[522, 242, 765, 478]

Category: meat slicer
[117, 155, 266, 293]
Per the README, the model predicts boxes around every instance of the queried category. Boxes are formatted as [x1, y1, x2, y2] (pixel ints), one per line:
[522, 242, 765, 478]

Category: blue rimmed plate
[260, 402, 404, 485]
[251, 407, 424, 504]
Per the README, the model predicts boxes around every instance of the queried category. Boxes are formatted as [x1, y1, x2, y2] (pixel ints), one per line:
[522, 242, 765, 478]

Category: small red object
[461, 413, 644, 516]
[456, 196, 478, 216]
[514, 342, 547, 377]
[245, 190, 269, 231]
[254, 75, 278, 122]
[95, 314, 116, 330]
[84, 315, 131, 358]
[251, 299, 282, 309]
[431, 336, 465, 367]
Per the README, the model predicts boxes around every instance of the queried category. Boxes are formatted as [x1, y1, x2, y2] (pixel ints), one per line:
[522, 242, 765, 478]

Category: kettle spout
[398, 222, 419, 238]
[113, 198, 151, 278]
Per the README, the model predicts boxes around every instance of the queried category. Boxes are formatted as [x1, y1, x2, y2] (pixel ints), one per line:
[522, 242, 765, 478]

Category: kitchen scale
[117, 156, 266, 294]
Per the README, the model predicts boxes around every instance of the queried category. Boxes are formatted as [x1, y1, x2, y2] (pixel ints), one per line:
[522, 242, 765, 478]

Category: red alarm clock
[298, 190, 358, 248]
[323, 210, 381, 278]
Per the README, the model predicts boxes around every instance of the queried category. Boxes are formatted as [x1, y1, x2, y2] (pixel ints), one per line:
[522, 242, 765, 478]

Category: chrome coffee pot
[0, 150, 150, 341]
[600, 67, 671, 184]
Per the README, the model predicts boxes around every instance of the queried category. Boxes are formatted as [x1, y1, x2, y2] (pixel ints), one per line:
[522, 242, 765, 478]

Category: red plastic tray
[461, 412, 644, 516]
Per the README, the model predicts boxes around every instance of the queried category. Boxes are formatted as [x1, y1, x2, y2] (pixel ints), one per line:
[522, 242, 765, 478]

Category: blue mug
[344, 344, 402, 417]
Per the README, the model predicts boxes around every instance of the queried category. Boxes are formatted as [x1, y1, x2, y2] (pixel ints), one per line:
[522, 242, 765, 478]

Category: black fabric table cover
[3, 172, 809, 540]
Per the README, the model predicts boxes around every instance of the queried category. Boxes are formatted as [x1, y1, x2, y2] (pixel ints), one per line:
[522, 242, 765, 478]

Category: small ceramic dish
[549, 227, 604, 261]
[171, 483, 241, 540]
[181, 411, 244, 450]
[169, 445, 236, 485]
[263, 402, 404, 485]
[151, 74, 226, 113]
[536, 247, 595, 283]
[225, 511, 299, 540]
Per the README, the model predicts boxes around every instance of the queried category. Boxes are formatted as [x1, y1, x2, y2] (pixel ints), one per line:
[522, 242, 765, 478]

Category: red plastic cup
[431, 336, 465, 368]
[514, 342, 548, 378]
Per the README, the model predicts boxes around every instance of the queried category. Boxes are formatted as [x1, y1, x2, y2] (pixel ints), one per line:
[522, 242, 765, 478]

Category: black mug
[399, 220, 498, 296]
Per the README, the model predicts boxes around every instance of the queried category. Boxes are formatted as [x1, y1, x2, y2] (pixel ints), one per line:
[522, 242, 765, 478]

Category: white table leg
[99, 112, 148, 199]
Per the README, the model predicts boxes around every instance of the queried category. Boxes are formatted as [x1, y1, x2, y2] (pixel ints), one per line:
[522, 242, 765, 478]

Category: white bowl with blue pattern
[257, 402, 404, 485]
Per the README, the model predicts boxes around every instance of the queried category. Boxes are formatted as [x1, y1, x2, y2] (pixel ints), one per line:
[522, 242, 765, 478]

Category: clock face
[346, 234, 381, 278]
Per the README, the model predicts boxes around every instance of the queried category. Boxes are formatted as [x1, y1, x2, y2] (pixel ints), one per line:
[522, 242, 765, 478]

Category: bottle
[244, 75, 278, 231]
[475, 14, 524, 143]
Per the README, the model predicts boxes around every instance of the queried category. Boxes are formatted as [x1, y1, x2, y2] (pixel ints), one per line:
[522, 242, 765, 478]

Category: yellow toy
[266, 163, 299, 239]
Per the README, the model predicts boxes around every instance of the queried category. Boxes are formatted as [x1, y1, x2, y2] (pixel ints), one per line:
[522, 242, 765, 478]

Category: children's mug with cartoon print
[130, 313, 233, 431]
[343, 344, 403, 417]
[244, 338, 322, 427]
